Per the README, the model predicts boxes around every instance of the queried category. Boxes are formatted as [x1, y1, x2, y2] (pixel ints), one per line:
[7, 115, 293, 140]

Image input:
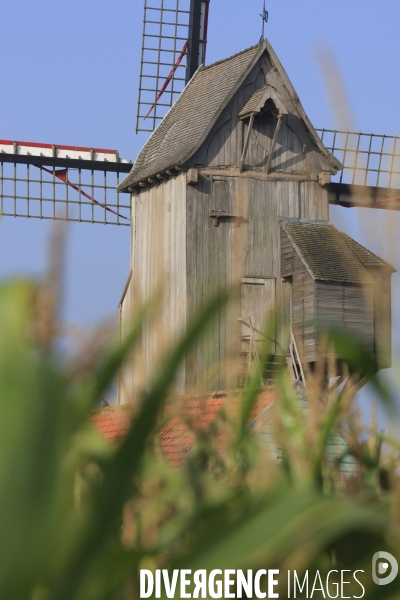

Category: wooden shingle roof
[238, 86, 272, 117]
[119, 44, 263, 191]
[281, 221, 395, 284]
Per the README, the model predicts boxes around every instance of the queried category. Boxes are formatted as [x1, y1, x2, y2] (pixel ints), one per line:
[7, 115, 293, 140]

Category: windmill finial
[260, 0, 268, 42]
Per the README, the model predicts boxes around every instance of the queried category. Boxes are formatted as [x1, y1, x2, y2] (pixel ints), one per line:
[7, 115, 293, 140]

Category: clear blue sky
[1, 1, 400, 419]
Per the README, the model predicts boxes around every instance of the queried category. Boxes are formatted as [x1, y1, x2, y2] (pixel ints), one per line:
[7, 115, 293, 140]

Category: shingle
[118, 44, 263, 190]
[238, 86, 269, 117]
[343, 234, 395, 272]
[280, 222, 394, 283]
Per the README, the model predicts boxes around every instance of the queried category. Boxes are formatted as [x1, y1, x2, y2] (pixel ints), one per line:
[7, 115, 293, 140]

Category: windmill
[135, 0, 400, 211]
[1, 1, 399, 399]
[117, 0, 399, 400]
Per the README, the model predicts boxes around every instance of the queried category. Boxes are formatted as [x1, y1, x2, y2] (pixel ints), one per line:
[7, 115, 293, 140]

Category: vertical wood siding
[315, 282, 374, 357]
[241, 278, 276, 355]
[290, 251, 316, 363]
[371, 270, 392, 368]
[187, 177, 329, 389]
[281, 228, 376, 364]
[119, 174, 187, 401]
[190, 57, 331, 176]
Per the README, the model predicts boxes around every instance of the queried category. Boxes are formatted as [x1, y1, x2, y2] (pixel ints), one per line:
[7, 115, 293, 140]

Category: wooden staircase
[239, 320, 306, 388]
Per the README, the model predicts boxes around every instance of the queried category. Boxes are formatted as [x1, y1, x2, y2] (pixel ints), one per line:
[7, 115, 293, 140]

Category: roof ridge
[340, 231, 396, 272]
[201, 42, 263, 71]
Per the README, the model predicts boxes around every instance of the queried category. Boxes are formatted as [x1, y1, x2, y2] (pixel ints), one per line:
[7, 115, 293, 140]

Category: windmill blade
[0, 140, 131, 225]
[136, 0, 210, 133]
[317, 129, 400, 211]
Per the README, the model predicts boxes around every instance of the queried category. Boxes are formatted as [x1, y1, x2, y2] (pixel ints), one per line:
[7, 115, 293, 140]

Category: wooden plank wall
[119, 174, 187, 401]
[315, 282, 374, 357]
[374, 269, 392, 369]
[241, 278, 276, 355]
[280, 228, 317, 362]
[190, 56, 330, 176]
[186, 177, 328, 389]
[186, 174, 234, 390]
[291, 252, 316, 363]
[369, 267, 392, 368]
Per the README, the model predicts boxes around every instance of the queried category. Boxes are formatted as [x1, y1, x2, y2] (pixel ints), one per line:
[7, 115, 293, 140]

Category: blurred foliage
[0, 279, 399, 599]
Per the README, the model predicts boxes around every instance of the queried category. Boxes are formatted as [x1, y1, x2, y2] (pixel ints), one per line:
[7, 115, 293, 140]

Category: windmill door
[240, 278, 276, 361]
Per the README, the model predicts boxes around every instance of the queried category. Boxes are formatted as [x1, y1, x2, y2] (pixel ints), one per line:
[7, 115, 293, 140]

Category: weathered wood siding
[370, 269, 392, 368]
[281, 228, 376, 363]
[281, 228, 316, 363]
[190, 56, 331, 176]
[121, 48, 334, 395]
[315, 282, 374, 357]
[290, 250, 316, 363]
[241, 277, 276, 355]
[186, 176, 328, 389]
[119, 174, 187, 401]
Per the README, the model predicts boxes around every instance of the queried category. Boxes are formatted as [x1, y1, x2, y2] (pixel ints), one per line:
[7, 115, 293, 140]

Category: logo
[372, 551, 398, 586]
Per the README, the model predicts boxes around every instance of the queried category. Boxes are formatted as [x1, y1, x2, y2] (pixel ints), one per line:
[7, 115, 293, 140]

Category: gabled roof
[281, 221, 395, 284]
[238, 86, 288, 119]
[119, 44, 262, 191]
[119, 40, 341, 191]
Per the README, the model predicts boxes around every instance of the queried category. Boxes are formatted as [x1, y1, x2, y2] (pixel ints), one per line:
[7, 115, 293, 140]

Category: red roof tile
[89, 389, 275, 466]
[89, 405, 132, 445]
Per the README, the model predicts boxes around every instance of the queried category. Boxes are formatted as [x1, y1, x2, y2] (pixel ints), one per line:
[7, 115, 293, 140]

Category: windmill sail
[317, 129, 400, 210]
[1, 128, 400, 226]
[136, 0, 210, 133]
[0, 140, 131, 225]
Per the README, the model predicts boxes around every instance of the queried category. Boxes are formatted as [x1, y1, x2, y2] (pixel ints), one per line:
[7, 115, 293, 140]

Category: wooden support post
[240, 113, 255, 172]
[266, 115, 283, 175]
[290, 327, 306, 387]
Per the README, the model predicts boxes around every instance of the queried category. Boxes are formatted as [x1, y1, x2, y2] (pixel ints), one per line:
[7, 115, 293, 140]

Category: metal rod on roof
[260, 0, 268, 42]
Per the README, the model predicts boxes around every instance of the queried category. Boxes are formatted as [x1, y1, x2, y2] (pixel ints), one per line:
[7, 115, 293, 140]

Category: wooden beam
[186, 168, 199, 185]
[266, 115, 283, 175]
[240, 113, 255, 172]
[327, 182, 400, 211]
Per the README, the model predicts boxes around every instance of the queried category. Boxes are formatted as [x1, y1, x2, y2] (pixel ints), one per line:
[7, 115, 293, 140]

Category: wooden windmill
[0, 1, 399, 402]
[117, 1, 398, 401]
